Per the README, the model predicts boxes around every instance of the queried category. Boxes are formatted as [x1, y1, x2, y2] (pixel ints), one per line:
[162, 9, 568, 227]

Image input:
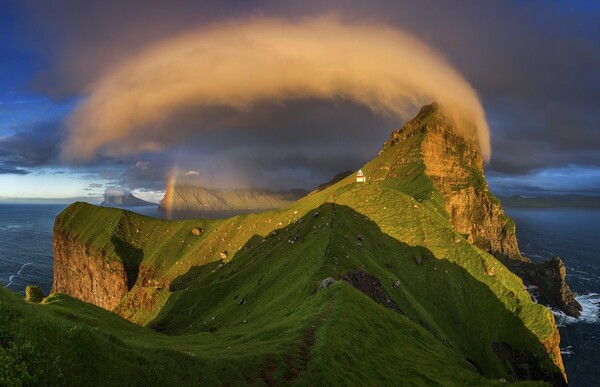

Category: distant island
[101, 193, 156, 207]
[158, 185, 308, 212]
[499, 194, 600, 208]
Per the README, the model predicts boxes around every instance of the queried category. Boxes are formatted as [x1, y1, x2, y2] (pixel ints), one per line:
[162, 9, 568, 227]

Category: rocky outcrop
[159, 185, 307, 211]
[342, 271, 402, 314]
[25, 286, 44, 303]
[383, 104, 520, 259]
[52, 231, 129, 311]
[504, 256, 582, 318]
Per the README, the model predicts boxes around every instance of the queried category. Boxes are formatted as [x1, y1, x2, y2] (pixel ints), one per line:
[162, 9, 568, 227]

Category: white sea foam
[3, 262, 33, 288]
[553, 293, 600, 326]
[525, 285, 540, 304]
[560, 346, 575, 356]
[0, 223, 33, 231]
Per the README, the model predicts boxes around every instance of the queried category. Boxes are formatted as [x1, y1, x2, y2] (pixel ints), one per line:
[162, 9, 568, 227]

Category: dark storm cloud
[486, 98, 600, 175]
[0, 122, 60, 172]
[6, 0, 600, 194]
[0, 120, 143, 185]
[118, 156, 173, 191]
[12, 0, 254, 97]
[110, 98, 395, 190]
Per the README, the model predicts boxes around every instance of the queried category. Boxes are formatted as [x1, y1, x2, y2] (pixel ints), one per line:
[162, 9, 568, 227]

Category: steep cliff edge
[52, 205, 169, 322]
[53, 231, 129, 311]
[374, 104, 579, 318]
[382, 104, 520, 259]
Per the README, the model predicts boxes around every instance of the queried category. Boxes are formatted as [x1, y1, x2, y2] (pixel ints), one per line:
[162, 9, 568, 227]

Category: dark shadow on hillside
[328, 204, 566, 385]
[169, 235, 266, 291]
[169, 260, 224, 291]
[153, 203, 566, 385]
[111, 236, 143, 290]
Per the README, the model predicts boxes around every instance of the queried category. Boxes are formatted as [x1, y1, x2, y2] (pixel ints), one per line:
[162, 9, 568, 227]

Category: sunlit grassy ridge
[2, 108, 563, 385]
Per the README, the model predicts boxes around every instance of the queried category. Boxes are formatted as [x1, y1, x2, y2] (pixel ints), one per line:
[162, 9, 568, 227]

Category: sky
[0, 0, 599, 202]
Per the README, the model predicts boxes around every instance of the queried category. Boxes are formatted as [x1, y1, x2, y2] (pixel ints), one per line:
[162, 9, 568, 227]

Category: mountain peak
[368, 104, 518, 259]
[383, 102, 478, 154]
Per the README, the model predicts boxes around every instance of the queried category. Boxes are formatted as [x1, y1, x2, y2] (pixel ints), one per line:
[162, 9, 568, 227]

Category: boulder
[320, 277, 336, 289]
[25, 285, 44, 303]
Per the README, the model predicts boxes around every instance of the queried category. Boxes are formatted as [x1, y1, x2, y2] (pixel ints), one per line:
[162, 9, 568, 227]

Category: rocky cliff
[382, 104, 520, 259]
[376, 103, 579, 318]
[53, 230, 129, 311]
[158, 185, 307, 211]
[52, 206, 166, 320]
[505, 256, 582, 317]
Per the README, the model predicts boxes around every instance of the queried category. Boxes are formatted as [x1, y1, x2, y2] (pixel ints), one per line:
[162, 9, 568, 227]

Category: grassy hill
[1, 106, 566, 385]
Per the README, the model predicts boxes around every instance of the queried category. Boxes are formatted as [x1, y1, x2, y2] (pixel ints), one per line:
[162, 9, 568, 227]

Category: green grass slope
[13, 109, 567, 385]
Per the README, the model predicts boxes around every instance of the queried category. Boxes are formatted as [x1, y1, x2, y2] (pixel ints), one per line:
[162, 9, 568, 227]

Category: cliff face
[159, 185, 306, 211]
[378, 104, 579, 320]
[53, 231, 129, 311]
[52, 207, 167, 321]
[383, 104, 521, 259]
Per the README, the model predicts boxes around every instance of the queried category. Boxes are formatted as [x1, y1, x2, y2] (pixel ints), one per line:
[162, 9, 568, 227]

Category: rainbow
[163, 169, 177, 220]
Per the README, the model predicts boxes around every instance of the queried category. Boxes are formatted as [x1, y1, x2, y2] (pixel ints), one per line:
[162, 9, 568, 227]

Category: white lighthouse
[356, 169, 366, 183]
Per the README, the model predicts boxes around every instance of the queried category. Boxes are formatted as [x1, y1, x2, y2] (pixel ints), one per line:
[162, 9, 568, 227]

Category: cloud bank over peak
[62, 16, 491, 162]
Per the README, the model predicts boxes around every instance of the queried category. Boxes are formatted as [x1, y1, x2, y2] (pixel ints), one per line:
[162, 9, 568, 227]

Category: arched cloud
[62, 16, 491, 162]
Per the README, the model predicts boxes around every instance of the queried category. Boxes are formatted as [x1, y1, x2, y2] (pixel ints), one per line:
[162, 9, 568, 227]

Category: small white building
[356, 169, 366, 183]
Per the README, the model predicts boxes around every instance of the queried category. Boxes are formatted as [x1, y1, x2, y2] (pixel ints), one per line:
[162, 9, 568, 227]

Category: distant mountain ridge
[158, 185, 308, 211]
[101, 193, 155, 207]
[310, 170, 354, 194]
[500, 194, 600, 208]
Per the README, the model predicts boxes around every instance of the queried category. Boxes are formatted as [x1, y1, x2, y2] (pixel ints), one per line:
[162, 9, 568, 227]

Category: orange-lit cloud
[62, 16, 491, 161]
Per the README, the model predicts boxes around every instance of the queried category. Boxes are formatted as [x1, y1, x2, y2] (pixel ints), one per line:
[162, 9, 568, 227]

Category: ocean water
[0, 204, 67, 295]
[505, 208, 600, 387]
[0, 204, 258, 294]
[0, 203, 598, 385]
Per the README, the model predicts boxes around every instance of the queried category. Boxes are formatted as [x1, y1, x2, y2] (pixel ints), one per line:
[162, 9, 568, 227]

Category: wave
[3, 262, 33, 289]
[569, 268, 600, 281]
[0, 223, 34, 231]
[525, 285, 540, 304]
[560, 345, 575, 356]
[553, 293, 600, 326]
